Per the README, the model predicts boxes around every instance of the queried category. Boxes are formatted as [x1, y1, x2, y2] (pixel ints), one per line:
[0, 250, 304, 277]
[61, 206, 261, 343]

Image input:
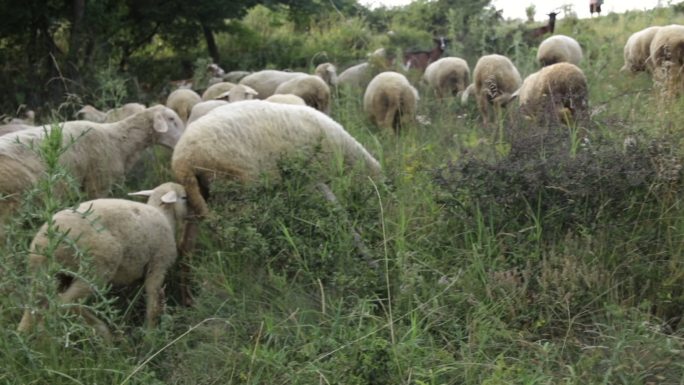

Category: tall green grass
[1, 5, 684, 385]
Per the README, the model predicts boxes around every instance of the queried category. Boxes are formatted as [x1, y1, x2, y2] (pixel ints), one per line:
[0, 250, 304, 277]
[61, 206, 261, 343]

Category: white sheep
[75, 103, 146, 123]
[17, 182, 188, 340]
[621, 26, 661, 73]
[223, 70, 251, 83]
[273, 75, 331, 114]
[0, 106, 184, 243]
[265, 94, 307, 106]
[513, 62, 588, 123]
[422, 57, 470, 98]
[166, 89, 202, 123]
[537, 35, 583, 67]
[469, 54, 522, 125]
[201, 82, 237, 101]
[187, 100, 229, 124]
[649, 24, 684, 95]
[1, 109, 35, 125]
[314, 62, 338, 88]
[0, 123, 33, 136]
[238, 70, 308, 99]
[338, 48, 390, 89]
[171, 100, 381, 219]
[215, 84, 259, 102]
[363, 71, 419, 132]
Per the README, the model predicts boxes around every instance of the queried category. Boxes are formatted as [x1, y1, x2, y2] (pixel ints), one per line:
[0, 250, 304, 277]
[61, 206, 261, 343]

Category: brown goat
[528, 12, 560, 39]
[403, 37, 450, 72]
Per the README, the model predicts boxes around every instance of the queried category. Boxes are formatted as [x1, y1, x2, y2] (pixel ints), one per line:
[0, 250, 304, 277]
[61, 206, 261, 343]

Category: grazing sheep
[338, 48, 390, 88]
[315, 63, 338, 88]
[75, 103, 146, 123]
[223, 70, 251, 83]
[172, 100, 381, 219]
[17, 182, 188, 340]
[649, 24, 684, 95]
[470, 54, 522, 125]
[0, 106, 184, 244]
[75, 105, 107, 123]
[621, 26, 661, 73]
[363, 71, 419, 132]
[201, 82, 237, 101]
[238, 70, 308, 99]
[187, 100, 229, 124]
[537, 35, 583, 67]
[422, 57, 470, 98]
[0, 123, 33, 136]
[265, 94, 307, 106]
[215, 84, 259, 102]
[166, 89, 202, 123]
[2, 109, 35, 125]
[273, 75, 331, 114]
[514, 62, 588, 123]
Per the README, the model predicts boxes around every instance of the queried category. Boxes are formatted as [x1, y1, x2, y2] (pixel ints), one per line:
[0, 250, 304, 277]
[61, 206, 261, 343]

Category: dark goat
[528, 12, 560, 39]
[403, 37, 450, 72]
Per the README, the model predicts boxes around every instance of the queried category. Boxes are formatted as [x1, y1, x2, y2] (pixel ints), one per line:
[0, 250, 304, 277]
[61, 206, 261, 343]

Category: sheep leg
[143, 262, 169, 327]
[58, 278, 113, 341]
[178, 220, 199, 307]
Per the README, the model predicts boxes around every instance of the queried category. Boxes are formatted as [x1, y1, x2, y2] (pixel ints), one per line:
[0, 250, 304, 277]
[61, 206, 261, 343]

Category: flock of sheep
[3, 20, 684, 340]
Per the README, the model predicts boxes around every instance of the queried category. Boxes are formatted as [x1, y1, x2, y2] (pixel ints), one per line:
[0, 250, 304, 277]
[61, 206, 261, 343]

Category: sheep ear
[160, 190, 178, 204]
[153, 112, 169, 133]
[247, 89, 258, 97]
[216, 91, 231, 100]
[128, 190, 154, 197]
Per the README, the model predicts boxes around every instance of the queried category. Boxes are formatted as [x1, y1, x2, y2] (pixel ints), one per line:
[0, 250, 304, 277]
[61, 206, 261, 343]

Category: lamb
[201, 82, 237, 101]
[513, 62, 588, 123]
[172, 100, 381, 220]
[621, 26, 661, 73]
[273, 74, 331, 114]
[238, 70, 308, 99]
[536, 35, 583, 67]
[469, 54, 522, 125]
[17, 182, 188, 340]
[75, 103, 146, 123]
[314, 62, 338, 88]
[422, 57, 470, 98]
[187, 100, 229, 124]
[363, 71, 419, 132]
[649, 24, 684, 95]
[166, 89, 202, 123]
[265, 94, 307, 106]
[0, 105, 184, 244]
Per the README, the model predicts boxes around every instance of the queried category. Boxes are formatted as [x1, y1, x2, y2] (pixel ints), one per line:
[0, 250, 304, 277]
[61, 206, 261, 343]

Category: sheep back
[166, 89, 201, 123]
[649, 24, 684, 94]
[238, 70, 308, 99]
[622, 26, 661, 73]
[363, 71, 419, 132]
[201, 82, 237, 101]
[537, 35, 583, 67]
[472, 54, 522, 124]
[423, 57, 470, 98]
[517, 62, 588, 123]
[171, 100, 381, 217]
[274, 75, 331, 114]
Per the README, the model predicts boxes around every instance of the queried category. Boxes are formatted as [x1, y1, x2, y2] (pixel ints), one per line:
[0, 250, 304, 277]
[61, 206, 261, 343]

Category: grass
[1, 5, 684, 385]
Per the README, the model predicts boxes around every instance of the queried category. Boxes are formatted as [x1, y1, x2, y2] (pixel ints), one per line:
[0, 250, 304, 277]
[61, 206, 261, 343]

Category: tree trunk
[67, 0, 86, 82]
[202, 24, 220, 64]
